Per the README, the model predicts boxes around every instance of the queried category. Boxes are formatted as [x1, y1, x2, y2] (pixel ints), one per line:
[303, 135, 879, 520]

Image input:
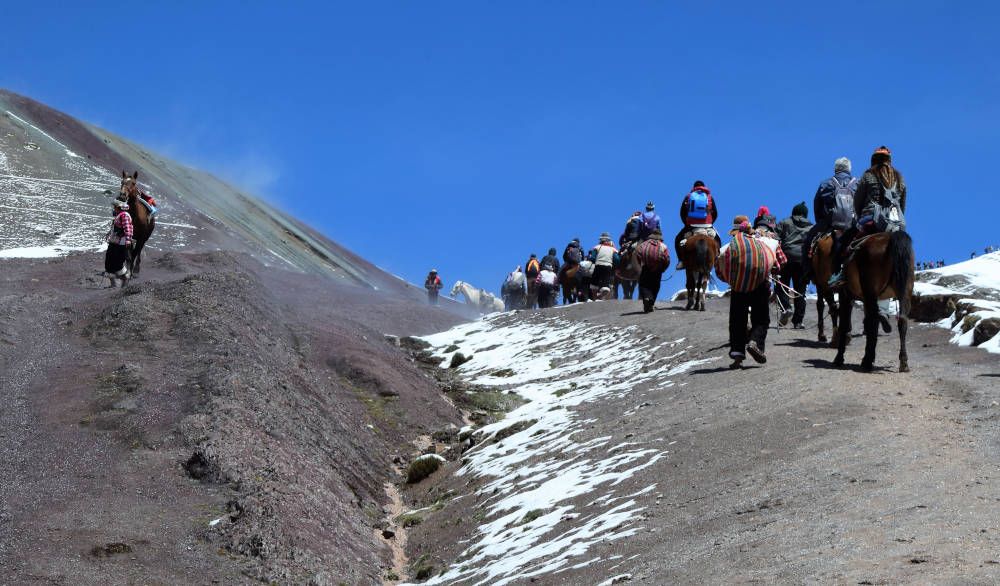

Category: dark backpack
[829, 176, 858, 230]
[624, 217, 642, 241]
[872, 182, 906, 232]
[687, 191, 709, 221]
[564, 245, 582, 264]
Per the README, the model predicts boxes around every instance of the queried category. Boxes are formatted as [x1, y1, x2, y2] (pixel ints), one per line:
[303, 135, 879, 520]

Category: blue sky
[3, 2, 998, 292]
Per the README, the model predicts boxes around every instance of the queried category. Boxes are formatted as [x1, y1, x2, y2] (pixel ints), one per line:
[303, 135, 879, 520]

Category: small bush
[395, 512, 423, 528]
[406, 454, 445, 483]
[449, 353, 472, 368]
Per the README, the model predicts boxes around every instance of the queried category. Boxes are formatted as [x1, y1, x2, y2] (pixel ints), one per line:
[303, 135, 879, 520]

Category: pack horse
[450, 280, 504, 314]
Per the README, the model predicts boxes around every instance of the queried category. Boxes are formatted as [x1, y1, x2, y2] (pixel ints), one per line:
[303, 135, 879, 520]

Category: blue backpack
[688, 191, 709, 221]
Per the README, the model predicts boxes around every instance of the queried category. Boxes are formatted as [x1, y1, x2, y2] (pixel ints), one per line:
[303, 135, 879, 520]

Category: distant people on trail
[635, 228, 671, 313]
[804, 156, 856, 278]
[587, 232, 620, 300]
[525, 253, 541, 309]
[424, 269, 443, 305]
[563, 238, 583, 265]
[105, 199, 134, 288]
[536, 268, 559, 308]
[753, 206, 778, 238]
[621, 211, 643, 247]
[829, 146, 907, 286]
[716, 216, 784, 369]
[639, 201, 661, 240]
[540, 247, 561, 274]
[775, 202, 813, 328]
[675, 181, 721, 269]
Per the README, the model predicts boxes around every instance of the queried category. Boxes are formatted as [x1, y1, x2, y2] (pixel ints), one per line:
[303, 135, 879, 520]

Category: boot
[746, 340, 767, 364]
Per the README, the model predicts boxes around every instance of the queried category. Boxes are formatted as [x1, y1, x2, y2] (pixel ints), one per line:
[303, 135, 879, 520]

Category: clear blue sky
[3, 2, 998, 292]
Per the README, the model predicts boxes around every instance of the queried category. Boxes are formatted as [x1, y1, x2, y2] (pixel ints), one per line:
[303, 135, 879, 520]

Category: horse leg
[685, 271, 694, 310]
[897, 314, 910, 372]
[860, 295, 879, 372]
[833, 291, 853, 366]
[698, 273, 706, 311]
[816, 294, 826, 342]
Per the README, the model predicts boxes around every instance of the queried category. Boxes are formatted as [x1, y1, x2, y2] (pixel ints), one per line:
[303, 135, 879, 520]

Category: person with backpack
[829, 146, 907, 286]
[675, 181, 721, 269]
[563, 238, 583, 265]
[501, 266, 526, 310]
[753, 206, 778, 237]
[525, 253, 541, 309]
[540, 247, 561, 274]
[105, 198, 134, 287]
[536, 267, 559, 308]
[716, 216, 784, 369]
[775, 202, 813, 328]
[635, 229, 671, 313]
[587, 232, 620, 299]
[638, 202, 661, 240]
[424, 269, 443, 305]
[620, 211, 643, 247]
[803, 157, 856, 276]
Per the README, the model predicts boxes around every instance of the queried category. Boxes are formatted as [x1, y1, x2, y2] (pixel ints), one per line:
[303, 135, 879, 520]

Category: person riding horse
[803, 157, 857, 278]
[829, 146, 907, 286]
[675, 181, 721, 269]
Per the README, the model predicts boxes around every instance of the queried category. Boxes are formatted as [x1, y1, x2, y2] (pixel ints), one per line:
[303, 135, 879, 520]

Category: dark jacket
[680, 187, 719, 226]
[854, 168, 907, 219]
[775, 214, 813, 263]
[540, 254, 561, 274]
[563, 243, 583, 264]
[813, 170, 856, 227]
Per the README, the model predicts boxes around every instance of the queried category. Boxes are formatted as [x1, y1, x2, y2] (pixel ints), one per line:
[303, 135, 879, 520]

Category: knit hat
[871, 145, 892, 164]
[693, 180, 705, 188]
[646, 201, 655, 211]
[730, 215, 751, 234]
[600, 232, 611, 242]
[792, 201, 809, 217]
[756, 206, 770, 218]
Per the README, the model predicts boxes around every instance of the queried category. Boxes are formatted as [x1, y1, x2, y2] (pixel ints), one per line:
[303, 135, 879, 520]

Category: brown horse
[833, 231, 914, 372]
[615, 242, 641, 300]
[678, 233, 718, 311]
[559, 264, 581, 304]
[810, 233, 841, 345]
[119, 171, 155, 276]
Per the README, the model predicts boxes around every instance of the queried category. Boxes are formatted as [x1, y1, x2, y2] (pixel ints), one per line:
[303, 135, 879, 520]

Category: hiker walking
[105, 199, 133, 287]
[536, 268, 559, 308]
[540, 247, 561, 274]
[525, 253, 541, 308]
[587, 232, 620, 300]
[716, 216, 784, 369]
[775, 202, 813, 328]
[425, 269, 443, 305]
[635, 229, 671, 313]
[675, 181, 721, 269]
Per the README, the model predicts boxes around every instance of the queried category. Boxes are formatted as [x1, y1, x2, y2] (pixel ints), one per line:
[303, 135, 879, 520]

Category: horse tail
[888, 230, 914, 316]
[695, 237, 708, 271]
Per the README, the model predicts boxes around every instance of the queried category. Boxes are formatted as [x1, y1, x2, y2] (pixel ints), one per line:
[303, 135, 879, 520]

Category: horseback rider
[424, 269, 443, 305]
[716, 215, 785, 369]
[105, 199, 134, 287]
[587, 232, 620, 298]
[540, 247, 561, 274]
[638, 202, 661, 241]
[620, 211, 643, 247]
[803, 156, 856, 278]
[775, 202, 813, 328]
[562, 238, 583, 266]
[675, 181, 721, 269]
[829, 146, 907, 286]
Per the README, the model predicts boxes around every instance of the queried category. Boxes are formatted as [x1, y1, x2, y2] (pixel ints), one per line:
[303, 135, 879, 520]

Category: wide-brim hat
[599, 232, 612, 241]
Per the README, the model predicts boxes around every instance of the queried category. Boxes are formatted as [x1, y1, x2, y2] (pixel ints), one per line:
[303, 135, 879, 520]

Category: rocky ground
[400, 296, 1000, 585]
[0, 250, 466, 584]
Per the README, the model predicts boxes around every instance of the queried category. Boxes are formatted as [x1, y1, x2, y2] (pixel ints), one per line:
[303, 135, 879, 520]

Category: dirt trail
[405, 296, 1000, 584]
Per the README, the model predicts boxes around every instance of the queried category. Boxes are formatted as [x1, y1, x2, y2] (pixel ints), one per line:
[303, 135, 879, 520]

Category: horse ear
[132, 171, 139, 180]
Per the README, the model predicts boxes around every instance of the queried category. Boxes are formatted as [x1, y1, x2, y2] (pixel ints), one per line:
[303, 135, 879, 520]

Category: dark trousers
[427, 290, 439, 305]
[638, 269, 662, 301]
[776, 260, 807, 325]
[729, 283, 771, 356]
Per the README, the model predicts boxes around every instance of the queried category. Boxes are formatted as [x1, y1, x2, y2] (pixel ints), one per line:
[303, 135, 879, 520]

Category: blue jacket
[813, 170, 856, 226]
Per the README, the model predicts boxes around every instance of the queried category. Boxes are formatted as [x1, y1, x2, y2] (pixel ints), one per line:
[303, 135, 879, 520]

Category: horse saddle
[680, 227, 717, 247]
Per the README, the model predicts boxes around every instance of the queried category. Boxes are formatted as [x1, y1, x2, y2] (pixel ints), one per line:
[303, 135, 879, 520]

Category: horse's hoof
[818, 335, 827, 343]
[860, 361, 874, 372]
[899, 363, 910, 373]
[833, 355, 845, 367]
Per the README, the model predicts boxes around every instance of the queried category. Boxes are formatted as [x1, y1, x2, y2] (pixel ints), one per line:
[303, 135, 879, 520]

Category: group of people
[430, 146, 910, 368]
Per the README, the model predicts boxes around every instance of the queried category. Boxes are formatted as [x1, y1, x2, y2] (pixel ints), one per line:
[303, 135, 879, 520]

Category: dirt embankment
[0, 250, 465, 584]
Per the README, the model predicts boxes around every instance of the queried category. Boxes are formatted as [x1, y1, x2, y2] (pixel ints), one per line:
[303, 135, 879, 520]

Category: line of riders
[488, 146, 910, 369]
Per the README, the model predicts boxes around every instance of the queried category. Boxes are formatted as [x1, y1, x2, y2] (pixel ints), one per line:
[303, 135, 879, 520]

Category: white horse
[450, 280, 505, 314]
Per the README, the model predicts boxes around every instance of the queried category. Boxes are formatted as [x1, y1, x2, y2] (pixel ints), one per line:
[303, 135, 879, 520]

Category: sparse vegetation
[444, 344, 460, 353]
[493, 419, 537, 443]
[449, 352, 472, 368]
[520, 509, 545, 525]
[407, 454, 445, 483]
[395, 512, 423, 528]
[490, 367, 515, 377]
[463, 390, 525, 414]
[410, 554, 436, 581]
